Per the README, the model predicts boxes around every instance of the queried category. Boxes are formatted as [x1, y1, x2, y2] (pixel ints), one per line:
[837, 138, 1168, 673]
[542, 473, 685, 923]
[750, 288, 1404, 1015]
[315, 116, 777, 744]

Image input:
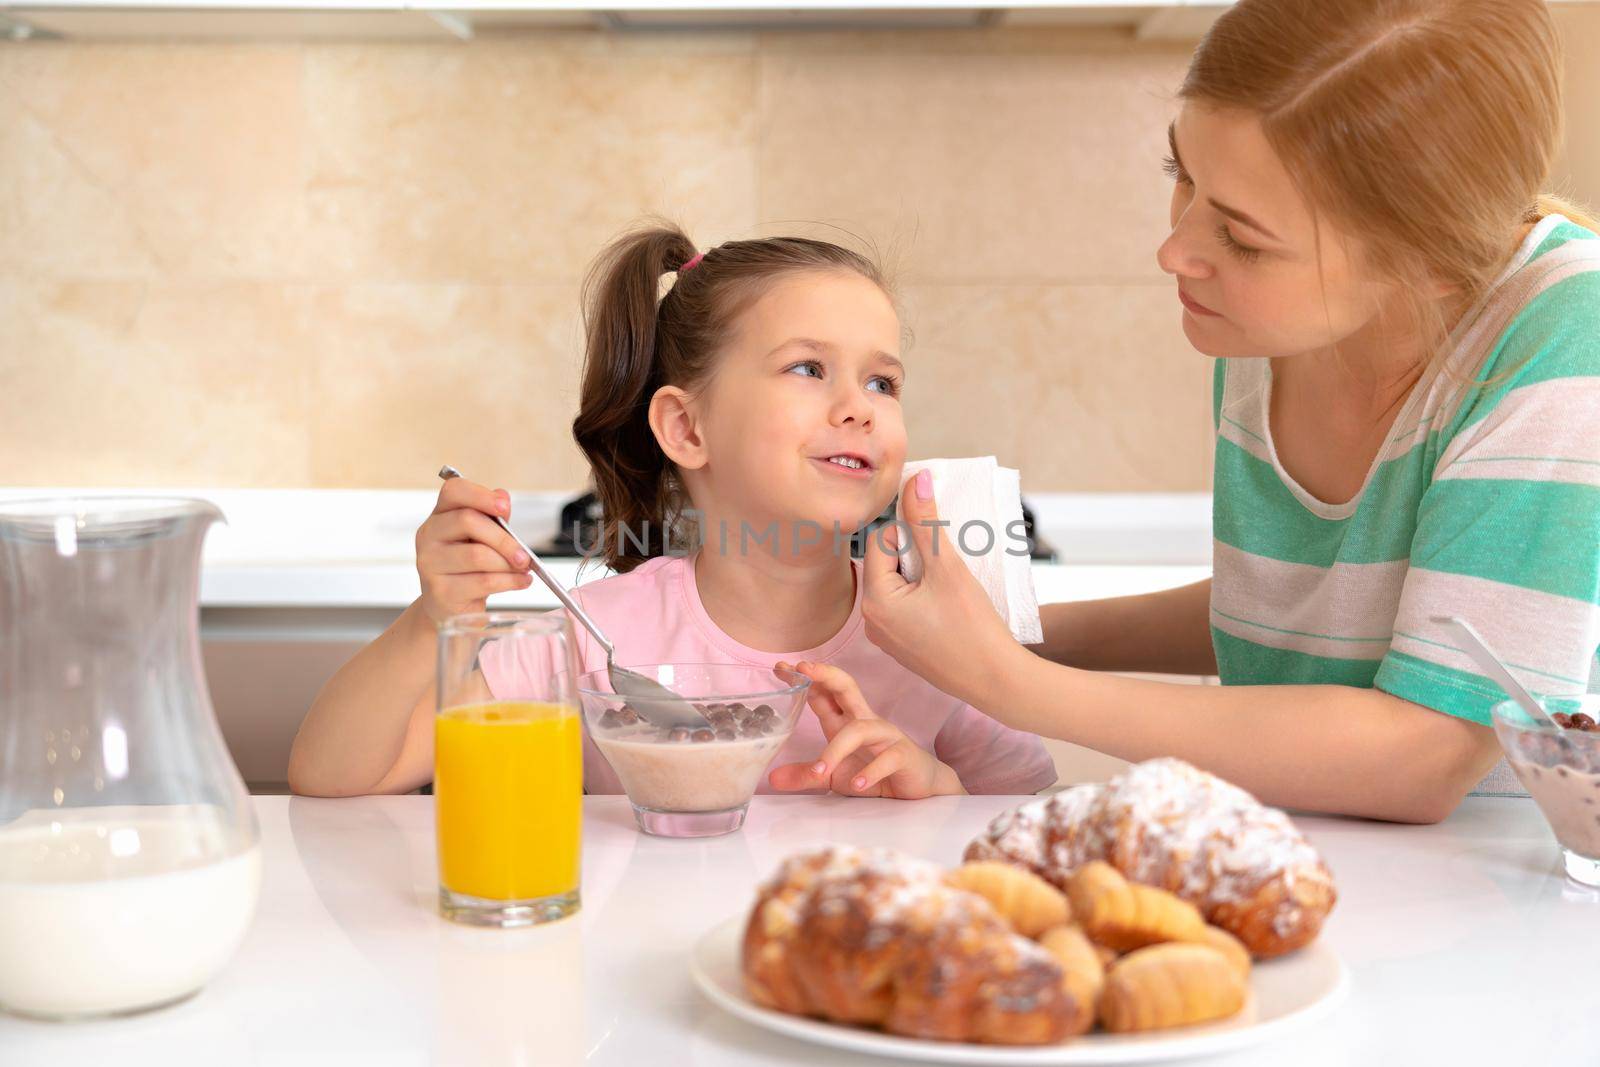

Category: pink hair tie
[680, 253, 704, 273]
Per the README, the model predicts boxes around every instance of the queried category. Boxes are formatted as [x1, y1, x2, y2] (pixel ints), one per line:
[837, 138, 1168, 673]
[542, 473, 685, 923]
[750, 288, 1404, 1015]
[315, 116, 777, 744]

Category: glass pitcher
[0, 497, 261, 1020]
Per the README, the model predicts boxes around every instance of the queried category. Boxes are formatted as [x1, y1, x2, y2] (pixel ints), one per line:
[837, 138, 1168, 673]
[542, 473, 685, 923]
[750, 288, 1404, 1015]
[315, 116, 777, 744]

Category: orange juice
[435, 701, 582, 902]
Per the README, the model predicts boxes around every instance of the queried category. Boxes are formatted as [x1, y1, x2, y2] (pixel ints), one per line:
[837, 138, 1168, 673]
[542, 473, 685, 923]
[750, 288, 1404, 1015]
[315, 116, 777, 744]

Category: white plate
[689, 916, 1349, 1064]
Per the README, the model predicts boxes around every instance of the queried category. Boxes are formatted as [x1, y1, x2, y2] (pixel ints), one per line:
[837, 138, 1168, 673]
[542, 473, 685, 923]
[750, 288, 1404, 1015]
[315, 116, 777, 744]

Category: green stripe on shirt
[1213, 438, 1428, 566]
[1410, 478, 1600, 603]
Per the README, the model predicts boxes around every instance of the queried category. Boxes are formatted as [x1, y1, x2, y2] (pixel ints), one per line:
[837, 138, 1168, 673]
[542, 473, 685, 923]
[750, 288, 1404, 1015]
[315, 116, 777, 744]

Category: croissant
[1067, 860, 1207, 952]
[1188, 925, 1252, 978]
[965, 759, 1336, 957]
[742, 846, 1091, 1045]
[945, 862, 1071, 938]
[743, 847, 843, 1017]
[1099, 943, 1248, 1033]
[1037, 924, 1103, 1034]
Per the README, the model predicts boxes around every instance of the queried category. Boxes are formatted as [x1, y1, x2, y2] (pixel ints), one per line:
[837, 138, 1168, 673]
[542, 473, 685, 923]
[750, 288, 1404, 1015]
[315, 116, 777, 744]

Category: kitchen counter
[198, 558, 1212, 611]
[4, 794, 1594, 1065]
[0, 487, 1214, 608]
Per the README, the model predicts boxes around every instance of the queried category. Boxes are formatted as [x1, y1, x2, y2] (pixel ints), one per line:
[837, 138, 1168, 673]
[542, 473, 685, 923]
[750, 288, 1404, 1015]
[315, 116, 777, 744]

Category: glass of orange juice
[435, 612, 582, 928]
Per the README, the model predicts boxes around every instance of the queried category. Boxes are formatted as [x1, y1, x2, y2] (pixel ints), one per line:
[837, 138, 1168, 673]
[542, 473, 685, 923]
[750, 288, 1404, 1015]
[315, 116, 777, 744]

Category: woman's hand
[414, 476, 534, 626]
[860, 470, 1024, 706]
[767, 660, 964, 800]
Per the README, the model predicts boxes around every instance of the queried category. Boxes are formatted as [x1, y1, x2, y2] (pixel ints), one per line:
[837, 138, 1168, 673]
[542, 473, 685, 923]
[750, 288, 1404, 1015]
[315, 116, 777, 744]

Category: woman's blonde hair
[1181, 0, 1597, 351]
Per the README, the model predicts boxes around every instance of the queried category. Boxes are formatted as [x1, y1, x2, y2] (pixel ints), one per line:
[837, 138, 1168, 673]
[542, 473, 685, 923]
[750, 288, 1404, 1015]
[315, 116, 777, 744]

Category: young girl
[287, 226, 1056, 800]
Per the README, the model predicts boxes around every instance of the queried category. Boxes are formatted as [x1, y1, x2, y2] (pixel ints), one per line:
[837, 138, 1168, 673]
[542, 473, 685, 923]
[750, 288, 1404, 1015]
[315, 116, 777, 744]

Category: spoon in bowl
[1432, 615, 1563, 730]
[438, 466, 710, 731]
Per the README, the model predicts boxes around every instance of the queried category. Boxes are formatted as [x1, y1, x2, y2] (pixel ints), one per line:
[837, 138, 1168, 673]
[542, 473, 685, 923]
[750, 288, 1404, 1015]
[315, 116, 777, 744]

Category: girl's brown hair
[1180, 0, 1597, 350]
[572, 223, 888, 573]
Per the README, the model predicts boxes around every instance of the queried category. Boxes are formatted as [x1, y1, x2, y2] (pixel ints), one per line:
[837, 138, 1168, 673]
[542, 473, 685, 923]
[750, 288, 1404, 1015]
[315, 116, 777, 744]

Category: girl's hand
[860, 470, 1024, 707]
[414, 476, 533, 626]
[767, 660, 964, 800]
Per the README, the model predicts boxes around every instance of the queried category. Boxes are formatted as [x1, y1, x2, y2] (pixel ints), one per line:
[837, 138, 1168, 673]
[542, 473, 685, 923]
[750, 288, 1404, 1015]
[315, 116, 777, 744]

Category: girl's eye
[787, 358, 900, 398]
[1214, 224, 1262, 264]
[1161, 154, 1192, 186]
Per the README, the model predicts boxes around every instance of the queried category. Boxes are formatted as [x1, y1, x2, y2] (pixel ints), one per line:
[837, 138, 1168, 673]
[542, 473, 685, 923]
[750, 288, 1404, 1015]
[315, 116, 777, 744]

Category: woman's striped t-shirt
[1211, 213, 1600, 728]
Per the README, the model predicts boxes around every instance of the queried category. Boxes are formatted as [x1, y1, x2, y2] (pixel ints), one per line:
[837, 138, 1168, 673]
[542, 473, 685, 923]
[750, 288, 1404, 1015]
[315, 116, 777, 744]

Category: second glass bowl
[1492, 696, 1600, 888]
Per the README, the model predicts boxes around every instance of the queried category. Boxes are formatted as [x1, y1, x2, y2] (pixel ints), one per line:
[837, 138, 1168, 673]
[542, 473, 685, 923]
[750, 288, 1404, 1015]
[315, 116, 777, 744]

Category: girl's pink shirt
[478, 553, 1057, 796]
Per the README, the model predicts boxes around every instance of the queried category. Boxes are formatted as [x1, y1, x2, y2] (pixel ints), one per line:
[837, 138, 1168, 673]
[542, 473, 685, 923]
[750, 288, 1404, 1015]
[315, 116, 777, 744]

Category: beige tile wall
[0, 29, 1201, 492]
[3, 13, 1596, 493]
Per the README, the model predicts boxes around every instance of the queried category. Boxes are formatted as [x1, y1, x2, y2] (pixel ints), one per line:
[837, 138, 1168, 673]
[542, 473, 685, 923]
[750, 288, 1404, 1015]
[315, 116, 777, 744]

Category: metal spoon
[438, 466, 710, 731]
[1432, 615, 1563, 729]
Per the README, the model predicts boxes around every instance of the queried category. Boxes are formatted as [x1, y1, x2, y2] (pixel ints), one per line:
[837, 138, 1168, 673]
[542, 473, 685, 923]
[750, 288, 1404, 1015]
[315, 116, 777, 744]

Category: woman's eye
[1214, 224, 1262, 263]
[866, 376, 901, 397]
[1161, 154, 1192, 186]
[786, 360, 824, 379]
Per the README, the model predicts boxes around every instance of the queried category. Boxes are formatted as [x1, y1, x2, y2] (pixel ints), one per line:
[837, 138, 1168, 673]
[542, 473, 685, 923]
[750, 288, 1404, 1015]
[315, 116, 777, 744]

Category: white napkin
[895, 457, 1043, 645]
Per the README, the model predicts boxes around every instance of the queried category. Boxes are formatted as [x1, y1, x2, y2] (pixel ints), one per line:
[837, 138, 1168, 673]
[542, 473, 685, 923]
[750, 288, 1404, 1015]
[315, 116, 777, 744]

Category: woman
[860, 0, 1600, 822]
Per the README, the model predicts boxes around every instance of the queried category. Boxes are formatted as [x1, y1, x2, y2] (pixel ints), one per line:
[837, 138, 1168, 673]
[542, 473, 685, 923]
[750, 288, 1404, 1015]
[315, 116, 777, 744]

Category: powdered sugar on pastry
[761, 845, 985, 942]
[963, 796, 1050, 868]
[965, 784, 1101, 873]
[963, 758, 1337, 957]
[1097, 758, 1329, 910]
[1042, 784, 1105, 873]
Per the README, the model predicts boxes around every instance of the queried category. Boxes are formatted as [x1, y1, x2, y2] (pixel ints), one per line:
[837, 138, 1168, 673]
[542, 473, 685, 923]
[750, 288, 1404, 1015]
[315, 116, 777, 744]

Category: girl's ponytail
[573, 225, 698, 573]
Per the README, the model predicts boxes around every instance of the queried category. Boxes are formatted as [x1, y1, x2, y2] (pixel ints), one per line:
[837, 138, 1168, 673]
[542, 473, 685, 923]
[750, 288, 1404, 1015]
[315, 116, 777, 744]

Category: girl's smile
[811, 453, 877, 480]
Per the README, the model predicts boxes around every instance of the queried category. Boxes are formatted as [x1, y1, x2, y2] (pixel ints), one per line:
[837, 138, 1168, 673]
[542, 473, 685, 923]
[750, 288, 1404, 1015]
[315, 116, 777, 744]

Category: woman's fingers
[895, 469, 952, 575]
[863, 517, 911, 595]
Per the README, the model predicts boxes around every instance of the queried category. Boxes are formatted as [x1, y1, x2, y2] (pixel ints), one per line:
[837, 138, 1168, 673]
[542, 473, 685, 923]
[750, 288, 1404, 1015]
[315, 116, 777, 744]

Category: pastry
[1037, 924, 1104, 1034]
[1188, 925, 1252, 978]
[1066, 860, 1207, 952]
[742, 846, 847, 1017]
[1099, 942, 1248, 1032]
[945, 861, 1071, 938]
[964, 783, 1103, 874]
[742, 846, 1092, 1045]
[966, 759, 1336, 957]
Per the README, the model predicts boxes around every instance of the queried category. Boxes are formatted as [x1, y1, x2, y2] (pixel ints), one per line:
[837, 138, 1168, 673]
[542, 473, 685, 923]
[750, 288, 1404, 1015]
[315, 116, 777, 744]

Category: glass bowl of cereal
[579, 664, 810, 838]
[1492, 695, 1600, 887]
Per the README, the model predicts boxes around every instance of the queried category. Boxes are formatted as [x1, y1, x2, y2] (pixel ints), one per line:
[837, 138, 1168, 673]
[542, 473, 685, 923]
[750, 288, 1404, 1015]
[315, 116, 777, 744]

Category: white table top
[3, 794, 1596, 1065]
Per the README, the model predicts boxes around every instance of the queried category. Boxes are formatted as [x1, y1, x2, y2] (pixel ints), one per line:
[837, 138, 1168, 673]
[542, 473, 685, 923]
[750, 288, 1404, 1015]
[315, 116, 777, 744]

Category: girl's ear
[648, 385, 709, 471]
